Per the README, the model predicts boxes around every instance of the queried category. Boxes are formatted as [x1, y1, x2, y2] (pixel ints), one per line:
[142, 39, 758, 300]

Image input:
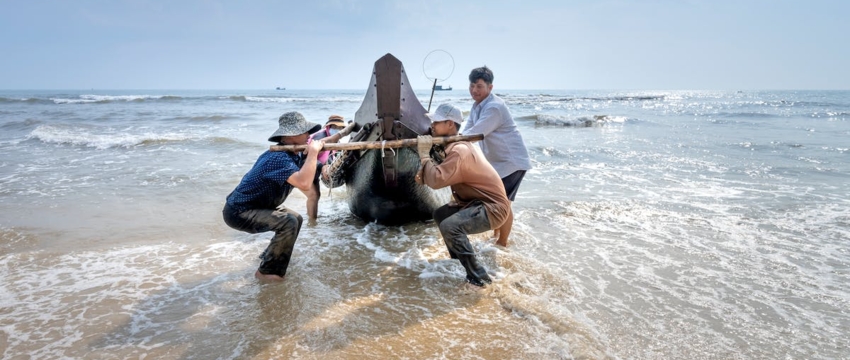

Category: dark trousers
[223, 203, 303, 277]
[433, 202, 493, 286]
[501, 170, 526, 201]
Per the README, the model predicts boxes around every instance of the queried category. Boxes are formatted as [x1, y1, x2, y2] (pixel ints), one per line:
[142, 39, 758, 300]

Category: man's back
[423, 141, 511, 229]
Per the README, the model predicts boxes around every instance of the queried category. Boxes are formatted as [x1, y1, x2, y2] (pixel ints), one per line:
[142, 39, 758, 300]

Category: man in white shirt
[463, 66, 532, 247]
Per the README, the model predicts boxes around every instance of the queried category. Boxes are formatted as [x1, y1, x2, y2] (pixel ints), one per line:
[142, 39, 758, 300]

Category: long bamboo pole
[270, 134, 483, 153]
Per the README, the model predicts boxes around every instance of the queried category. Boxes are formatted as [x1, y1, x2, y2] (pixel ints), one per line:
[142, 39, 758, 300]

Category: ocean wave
[732, 140, 807, 152]
[733, 99, 846, 109]
[517, 114, 628, 127]
[223, 96, 361, 103]
[500, 93, 666, 104]
[716, 111, 779, 119]
[26, 124, 225, 149]
[0, 97, 53, 104]
[173, 115, 237, 122]
[208, 136, 246, 145]
[0, 227, 40, 256]
[584, 95, 665, 101]
[51, 94, 184, 104]
[532, 145, 571, 158]
[777, 100, 843, 107]
[811, 111, 850, 118]
[1, 118, 43, 130]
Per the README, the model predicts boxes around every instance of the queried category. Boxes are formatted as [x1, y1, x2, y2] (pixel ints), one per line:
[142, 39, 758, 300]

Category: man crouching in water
[223, 111, 324, 282]
[415, 104, 512, 288]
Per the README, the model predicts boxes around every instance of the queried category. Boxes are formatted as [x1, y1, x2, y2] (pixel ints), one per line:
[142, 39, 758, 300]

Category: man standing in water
[462, 66, 532, 247]
[416, 104, 512, 288]
[223, 111, 324, 282]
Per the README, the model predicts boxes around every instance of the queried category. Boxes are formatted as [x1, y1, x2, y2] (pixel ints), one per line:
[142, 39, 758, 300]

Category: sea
[0, 88, 847, 360]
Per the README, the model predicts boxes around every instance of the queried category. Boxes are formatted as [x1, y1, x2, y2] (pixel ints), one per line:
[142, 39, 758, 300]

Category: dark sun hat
[268, 111, 321, 142]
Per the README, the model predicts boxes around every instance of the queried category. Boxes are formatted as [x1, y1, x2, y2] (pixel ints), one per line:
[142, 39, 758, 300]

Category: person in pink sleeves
[303, 115, 347, 223]
[309, 115, 346, 164]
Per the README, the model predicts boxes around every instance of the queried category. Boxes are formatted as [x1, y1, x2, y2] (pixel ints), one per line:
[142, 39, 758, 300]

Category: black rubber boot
[257, 231, 296, 277]
[257, 247, 292, 277]
[457, 254, 492, 287]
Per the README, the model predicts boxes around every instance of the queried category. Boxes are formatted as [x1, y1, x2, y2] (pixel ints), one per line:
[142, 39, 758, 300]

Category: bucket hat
[268, 111, 321, 142]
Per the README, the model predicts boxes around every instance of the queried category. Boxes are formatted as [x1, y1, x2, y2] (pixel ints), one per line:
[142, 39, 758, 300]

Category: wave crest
[1, 118, 43, 130]
[500, 93, 666, 104]
[51, 94, 184, 104]
[0, 97, 52, 104]
[223, 96, 361, 103]
[518, 114, 628, 127]
[27, 124, 201, 149]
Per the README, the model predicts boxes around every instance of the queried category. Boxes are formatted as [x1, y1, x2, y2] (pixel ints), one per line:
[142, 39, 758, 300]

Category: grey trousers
[433, 202, 493, 286]
[223, 203, 303, 277]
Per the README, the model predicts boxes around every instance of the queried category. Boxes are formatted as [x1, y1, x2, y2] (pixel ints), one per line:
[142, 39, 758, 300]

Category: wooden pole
[427, 78, 437, 112]
[270, 134, 483, 152]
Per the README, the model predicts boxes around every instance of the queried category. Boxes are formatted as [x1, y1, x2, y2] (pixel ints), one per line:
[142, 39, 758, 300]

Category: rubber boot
[258, 244, 292, 277]
[457, 254, 491, 287]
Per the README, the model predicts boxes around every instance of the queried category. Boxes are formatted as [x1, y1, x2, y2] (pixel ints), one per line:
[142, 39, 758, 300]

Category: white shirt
[463, 93, 532, 178]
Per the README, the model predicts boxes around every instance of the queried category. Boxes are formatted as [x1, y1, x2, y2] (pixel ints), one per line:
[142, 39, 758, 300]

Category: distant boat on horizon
[276, 87, 286, 90]
[434, 85, 452, 91]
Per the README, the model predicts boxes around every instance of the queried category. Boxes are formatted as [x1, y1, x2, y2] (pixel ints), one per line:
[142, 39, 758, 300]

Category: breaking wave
[499, 93, 666, 104]
[26, 124, 238, 149]
[516, 114, 629, 127]
[230, 96, 362, 104]
[51, 95, 184, 104]
[0, 97, 53, 104]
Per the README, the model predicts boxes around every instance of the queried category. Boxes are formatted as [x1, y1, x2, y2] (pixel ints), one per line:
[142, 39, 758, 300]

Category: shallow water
[1, 89, 848, 359]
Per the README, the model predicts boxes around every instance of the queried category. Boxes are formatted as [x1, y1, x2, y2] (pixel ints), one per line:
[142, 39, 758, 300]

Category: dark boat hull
[323, 53, 451, 224]
[345, 147, 449, 224]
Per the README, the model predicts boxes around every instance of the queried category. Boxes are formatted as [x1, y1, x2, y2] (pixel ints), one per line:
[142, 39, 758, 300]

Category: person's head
[268, 111, 321, 145]
[468, 66, 494, 103]
[426, 104, 462, 136]
[325, 115, 346, 135]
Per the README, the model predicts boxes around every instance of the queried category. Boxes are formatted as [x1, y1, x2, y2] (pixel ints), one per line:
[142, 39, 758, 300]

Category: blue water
[0, 89, 848, 359]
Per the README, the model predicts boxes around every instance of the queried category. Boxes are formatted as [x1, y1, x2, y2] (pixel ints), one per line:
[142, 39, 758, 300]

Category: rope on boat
[380, 140, 396, 157]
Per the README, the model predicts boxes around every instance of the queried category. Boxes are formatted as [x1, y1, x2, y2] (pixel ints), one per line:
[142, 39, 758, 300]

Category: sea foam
[28, 124, 205, 149]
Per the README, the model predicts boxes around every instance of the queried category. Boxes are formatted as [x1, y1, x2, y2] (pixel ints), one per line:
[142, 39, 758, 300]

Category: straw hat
[325, 114, 345, 128]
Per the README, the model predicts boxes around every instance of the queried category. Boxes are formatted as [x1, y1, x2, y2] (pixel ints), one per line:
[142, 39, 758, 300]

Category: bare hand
[306, 139, 324, 157]
[417, 135, 433, 159]
[414, 169, 424, 185]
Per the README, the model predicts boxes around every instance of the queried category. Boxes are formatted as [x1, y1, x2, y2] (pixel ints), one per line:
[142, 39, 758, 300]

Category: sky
[1, 0, 848, 90]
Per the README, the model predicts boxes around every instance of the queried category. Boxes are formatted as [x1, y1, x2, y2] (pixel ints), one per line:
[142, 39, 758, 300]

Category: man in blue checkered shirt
[223, 111, 325, 282]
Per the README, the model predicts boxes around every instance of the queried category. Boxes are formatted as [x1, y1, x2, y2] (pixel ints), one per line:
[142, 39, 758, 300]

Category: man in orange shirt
[416, 104, 512, 287]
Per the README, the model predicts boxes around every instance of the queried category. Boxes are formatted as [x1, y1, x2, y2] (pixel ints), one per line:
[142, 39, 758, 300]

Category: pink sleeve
[317, 151, 330, 164]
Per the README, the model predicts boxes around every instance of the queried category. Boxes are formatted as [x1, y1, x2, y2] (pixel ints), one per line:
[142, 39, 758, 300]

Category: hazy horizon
[2, 1, 848, 90]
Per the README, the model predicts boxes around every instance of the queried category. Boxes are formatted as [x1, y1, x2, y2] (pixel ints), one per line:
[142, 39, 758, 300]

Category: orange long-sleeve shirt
[420, 141, 511, 229]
